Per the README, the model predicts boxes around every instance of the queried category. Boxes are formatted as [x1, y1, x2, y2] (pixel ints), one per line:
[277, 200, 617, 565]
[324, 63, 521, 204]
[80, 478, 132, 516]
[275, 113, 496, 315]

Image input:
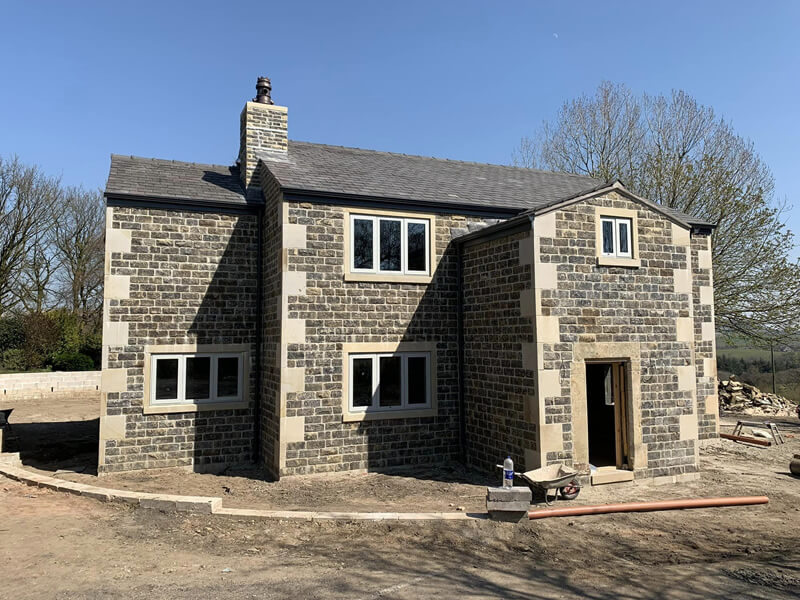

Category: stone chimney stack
[238, 76, 288, 190]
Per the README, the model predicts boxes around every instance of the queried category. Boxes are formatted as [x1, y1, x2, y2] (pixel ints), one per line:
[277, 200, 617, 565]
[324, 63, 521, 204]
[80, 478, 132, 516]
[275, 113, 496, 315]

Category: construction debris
[718, 376, 798, 417]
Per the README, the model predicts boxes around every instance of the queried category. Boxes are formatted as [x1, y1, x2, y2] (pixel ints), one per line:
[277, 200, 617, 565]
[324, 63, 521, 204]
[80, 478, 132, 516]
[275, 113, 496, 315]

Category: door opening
[586, 362, 630, 470]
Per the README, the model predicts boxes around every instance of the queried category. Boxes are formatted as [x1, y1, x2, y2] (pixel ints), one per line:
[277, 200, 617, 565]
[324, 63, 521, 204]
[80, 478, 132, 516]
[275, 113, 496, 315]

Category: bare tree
[0, 155, 61, 316]
[513, 83, 800, 340]
[52, 186, 105, 330]
[16, 241, 58, 313]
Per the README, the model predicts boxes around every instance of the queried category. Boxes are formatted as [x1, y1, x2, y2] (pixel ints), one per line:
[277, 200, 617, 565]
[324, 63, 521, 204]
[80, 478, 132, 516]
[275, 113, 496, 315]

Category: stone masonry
[99, 80, 717, 479]
[533, 192, 702, 478]
[462, 229, 538, 475]
[98, 206, 259, 473]
[275, 200, 491, 476]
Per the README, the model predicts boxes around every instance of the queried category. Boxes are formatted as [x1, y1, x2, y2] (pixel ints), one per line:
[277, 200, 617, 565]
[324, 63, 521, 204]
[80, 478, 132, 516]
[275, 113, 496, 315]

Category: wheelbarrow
[517, 463, 582, 505]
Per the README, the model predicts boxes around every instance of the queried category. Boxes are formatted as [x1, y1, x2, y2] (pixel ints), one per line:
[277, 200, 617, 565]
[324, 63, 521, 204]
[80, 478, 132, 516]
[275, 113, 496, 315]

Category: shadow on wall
[280, 212, 532, 481]
[97, 185, 258, 470]
[180, 206, 258, 472]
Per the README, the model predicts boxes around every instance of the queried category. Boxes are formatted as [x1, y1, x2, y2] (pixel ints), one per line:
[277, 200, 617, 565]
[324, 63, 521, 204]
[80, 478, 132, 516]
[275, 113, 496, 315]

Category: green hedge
[49, 351, 95, 372]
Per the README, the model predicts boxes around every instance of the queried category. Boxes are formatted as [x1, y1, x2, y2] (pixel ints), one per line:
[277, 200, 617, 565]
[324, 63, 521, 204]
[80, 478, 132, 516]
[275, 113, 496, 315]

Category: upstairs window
[600, 216, 633, 258]
[350, 214, 430, 275]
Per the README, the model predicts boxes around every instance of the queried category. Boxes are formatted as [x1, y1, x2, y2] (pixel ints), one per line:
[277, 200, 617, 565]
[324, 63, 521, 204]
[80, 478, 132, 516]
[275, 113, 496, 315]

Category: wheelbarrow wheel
[558, 481, 580, 500]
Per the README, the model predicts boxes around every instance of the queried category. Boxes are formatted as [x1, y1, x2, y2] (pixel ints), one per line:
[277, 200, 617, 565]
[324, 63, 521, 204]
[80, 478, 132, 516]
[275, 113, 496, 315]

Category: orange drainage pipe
[528, 496, 769, 520]
[720, 433, 771, 446]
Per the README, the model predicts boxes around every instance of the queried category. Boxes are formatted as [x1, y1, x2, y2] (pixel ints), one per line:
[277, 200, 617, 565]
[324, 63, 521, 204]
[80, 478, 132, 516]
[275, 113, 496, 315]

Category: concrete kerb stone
[0, 464, 222, 513]
[0, 464, 485, 521]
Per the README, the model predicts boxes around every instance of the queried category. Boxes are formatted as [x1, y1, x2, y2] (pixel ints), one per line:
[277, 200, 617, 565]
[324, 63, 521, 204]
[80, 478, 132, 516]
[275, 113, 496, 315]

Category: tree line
[513, 82, 800, 343]
[0, 155, 104, 371]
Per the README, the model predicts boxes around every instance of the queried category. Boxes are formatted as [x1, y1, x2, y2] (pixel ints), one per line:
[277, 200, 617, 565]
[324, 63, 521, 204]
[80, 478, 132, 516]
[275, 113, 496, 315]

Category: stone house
[99, 78, 718, 484]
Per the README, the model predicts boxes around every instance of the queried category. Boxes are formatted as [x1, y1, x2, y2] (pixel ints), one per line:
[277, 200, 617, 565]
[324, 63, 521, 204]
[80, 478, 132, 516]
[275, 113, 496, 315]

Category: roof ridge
[110, 153, 236, 171]
[285, 141, 599, 181]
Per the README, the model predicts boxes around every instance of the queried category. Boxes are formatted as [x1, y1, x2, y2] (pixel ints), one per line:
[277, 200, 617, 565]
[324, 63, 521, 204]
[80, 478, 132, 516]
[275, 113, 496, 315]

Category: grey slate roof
[105, 154, 251, 206]
[105, 143, 713, 226]
[260, 141, 599, 213]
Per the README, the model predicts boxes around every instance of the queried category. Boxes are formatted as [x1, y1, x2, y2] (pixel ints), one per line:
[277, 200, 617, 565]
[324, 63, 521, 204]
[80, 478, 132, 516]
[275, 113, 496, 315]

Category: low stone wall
[0, 371, 101, 400]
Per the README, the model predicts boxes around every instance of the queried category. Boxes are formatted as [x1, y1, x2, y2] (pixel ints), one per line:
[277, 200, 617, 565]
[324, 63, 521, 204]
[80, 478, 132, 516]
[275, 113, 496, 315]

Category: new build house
[99, 78, 718, 484]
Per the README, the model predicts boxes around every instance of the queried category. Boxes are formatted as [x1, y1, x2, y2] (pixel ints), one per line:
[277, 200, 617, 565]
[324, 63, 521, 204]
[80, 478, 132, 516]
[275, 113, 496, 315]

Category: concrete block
[109, 490, 149, 505]
[535, 261, 558, 290]
[81, 488, 112, 502]
[534, 211, 556, 239]
[55, 481, 94, 495]
[536, 315, 560, 344]
[175, 496, 222, 514]
[673, 268, 691, 295]
[698, 249, 713, 269]
[675, 317, 693, 343]
[0, 452, 21, 467]
[591, 469, 634, 485]
[699, 285, 714, 306]
[139, 495, 179, 511]
[486, 500, 531, 512]
[100, 414, 127, 441]
[281, 416, 306, 443]
[671, 223, 691, 246]
[676, 365, 696, 392]
[105, 275, 130, 300]
[486, 486, 532, 503]
[488, 510, 529, 523]
[283, 223, 307, 249]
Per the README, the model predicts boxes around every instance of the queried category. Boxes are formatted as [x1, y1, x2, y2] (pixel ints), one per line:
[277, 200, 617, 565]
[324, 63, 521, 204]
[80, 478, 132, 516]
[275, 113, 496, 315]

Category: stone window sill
[344, 272, 433, 284]
[143, 401, 248, 415]
[342, 408, 437, 423]
[596, 256, 641, 268]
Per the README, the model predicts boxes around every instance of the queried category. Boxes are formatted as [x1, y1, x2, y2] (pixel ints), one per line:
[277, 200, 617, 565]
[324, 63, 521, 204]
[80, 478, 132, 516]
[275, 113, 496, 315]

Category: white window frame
[150, 352, 244, 406]
[347, 351, 431, 413]
[600, 216, 633, 258]
[349, 214, 430, 276]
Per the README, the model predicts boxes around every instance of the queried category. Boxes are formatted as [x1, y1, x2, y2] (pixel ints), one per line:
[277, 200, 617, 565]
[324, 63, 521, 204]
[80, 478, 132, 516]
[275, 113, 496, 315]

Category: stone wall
[99, 206, 259, 473]
[0, 371, 100, 400]
[259, 169, 284, 478]
[532, 191, 709, 479]
[462, 229, 538, 474]
[277, 200, 490, 476]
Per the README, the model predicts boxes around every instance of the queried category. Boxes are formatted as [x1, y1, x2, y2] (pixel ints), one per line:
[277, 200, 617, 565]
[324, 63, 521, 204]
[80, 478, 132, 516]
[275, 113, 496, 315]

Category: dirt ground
[2, 394, 800, 598]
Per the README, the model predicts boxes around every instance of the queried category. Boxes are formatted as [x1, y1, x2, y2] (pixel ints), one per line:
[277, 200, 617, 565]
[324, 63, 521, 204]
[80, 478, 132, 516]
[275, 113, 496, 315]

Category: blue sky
[2, 1, 798, 248]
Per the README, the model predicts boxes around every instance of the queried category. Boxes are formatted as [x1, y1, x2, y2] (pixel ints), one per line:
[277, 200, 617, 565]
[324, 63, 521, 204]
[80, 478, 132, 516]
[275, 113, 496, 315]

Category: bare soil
[2, 394, 799, 598]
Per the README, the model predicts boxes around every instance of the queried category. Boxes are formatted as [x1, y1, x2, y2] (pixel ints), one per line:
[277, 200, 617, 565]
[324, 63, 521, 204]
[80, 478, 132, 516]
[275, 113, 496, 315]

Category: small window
[350, 214, 430, 275]
[348, 352, 431, 412]
[600, 216, 633, 258]
[151, 353, 243, 406]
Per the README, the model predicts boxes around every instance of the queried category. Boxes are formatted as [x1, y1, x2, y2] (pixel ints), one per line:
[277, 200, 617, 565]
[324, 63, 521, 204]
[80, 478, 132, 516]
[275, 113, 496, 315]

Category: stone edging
[0, 456, 480, 521]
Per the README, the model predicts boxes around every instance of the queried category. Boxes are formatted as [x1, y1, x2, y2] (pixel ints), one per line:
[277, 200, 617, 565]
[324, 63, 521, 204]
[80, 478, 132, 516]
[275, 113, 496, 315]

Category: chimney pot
[254, 76, 273, 104]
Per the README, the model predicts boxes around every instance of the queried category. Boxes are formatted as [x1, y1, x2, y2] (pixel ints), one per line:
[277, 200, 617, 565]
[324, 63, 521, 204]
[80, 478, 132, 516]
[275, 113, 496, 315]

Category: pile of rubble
[718, 376, 799, 416]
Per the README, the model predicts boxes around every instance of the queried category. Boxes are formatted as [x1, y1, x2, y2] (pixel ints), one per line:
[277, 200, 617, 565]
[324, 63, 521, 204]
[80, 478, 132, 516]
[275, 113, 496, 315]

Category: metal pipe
[528, 496, 769, 520]
[720, 433, 771, 446]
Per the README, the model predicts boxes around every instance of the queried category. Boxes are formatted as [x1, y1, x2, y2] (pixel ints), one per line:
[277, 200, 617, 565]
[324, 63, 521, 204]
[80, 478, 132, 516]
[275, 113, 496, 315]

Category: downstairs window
[151, 353, 243, 405]
[348, 352, 431, 413]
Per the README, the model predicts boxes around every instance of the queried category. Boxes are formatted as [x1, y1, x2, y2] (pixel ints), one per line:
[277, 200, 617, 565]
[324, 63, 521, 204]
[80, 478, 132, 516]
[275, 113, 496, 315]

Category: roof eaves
[104, 191, 261, 213]
[453, 213, 532, 246]
[280, 187, 524, 218]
